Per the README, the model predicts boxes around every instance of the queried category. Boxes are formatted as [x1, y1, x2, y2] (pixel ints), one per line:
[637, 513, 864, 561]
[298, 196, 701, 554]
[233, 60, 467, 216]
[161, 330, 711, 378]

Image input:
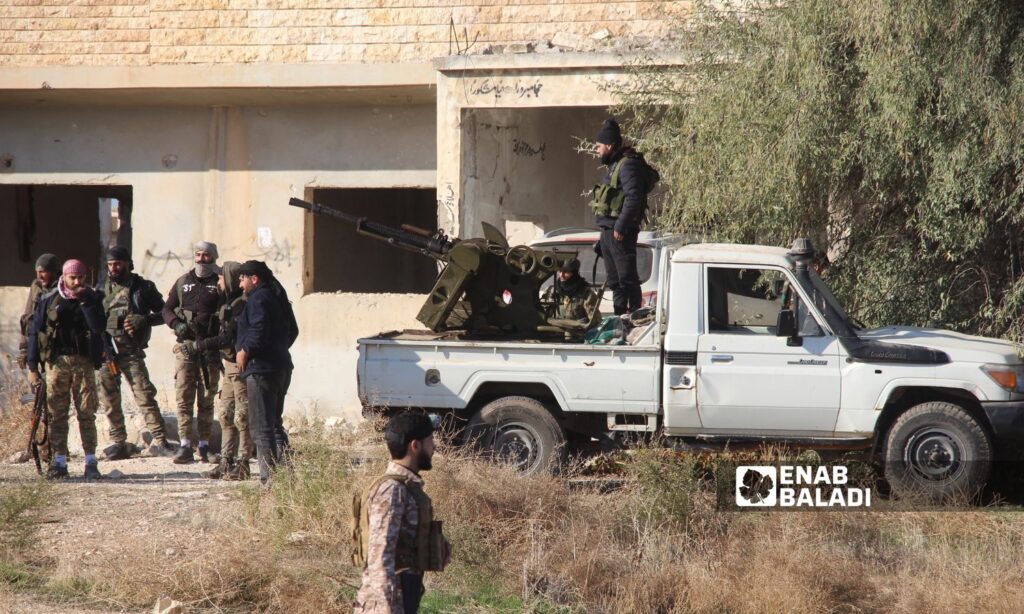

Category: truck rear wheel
[465, 396, 567, 475]
[883, 401, 992, 502]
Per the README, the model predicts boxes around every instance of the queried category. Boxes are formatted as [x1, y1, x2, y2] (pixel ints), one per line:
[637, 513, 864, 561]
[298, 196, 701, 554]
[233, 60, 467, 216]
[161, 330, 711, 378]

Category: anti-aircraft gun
[289, 197, 600, 337]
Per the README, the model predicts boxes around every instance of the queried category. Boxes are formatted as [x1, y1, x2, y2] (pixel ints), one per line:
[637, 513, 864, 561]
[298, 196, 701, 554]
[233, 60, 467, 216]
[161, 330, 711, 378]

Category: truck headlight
[980, 364, 1024, 393]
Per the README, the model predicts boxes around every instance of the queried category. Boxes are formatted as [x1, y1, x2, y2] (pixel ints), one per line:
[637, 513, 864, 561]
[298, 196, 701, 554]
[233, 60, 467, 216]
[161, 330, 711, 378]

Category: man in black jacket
[235, 260, 298, 485]
[590, 118, 652, 315]
[162, 241, 224, 464]
[98, 246, 174, 460]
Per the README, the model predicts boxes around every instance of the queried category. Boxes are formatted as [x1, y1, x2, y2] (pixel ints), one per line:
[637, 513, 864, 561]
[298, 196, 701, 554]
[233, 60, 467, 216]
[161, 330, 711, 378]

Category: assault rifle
[26, 380, 49, 475]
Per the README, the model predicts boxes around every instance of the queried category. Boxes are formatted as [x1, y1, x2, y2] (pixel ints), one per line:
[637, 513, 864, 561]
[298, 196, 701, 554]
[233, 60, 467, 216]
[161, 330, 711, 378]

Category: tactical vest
[103, 279, 131, 337]
[173, 273, 220, 338]
[589, 154, 660, 218]
[216, 296, 246, 362]
[37, 292, 89, 364]
[351, 474, 445, 573]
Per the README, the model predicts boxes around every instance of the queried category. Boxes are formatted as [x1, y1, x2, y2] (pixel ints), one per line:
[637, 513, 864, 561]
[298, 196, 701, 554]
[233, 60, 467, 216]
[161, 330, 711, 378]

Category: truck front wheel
[465, 396, 567, 475]
[883, 401, 992, 502]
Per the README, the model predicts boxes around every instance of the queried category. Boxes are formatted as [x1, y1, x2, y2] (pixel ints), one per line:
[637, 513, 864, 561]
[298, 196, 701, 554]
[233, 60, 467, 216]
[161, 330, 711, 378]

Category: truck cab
[358, 238, 1024, 500]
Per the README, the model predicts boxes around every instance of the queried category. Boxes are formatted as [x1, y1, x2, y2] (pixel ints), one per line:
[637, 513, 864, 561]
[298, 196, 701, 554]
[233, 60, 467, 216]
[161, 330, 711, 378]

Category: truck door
[696, 265, 841, 435]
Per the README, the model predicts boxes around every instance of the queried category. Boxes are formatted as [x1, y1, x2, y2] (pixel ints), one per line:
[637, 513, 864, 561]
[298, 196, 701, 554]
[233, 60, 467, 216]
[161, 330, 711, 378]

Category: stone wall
[0, 0, 689, 66]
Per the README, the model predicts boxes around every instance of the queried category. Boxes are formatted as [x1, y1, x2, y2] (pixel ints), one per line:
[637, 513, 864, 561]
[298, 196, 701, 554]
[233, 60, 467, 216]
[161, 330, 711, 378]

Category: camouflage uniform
[27, 286, 111, 460]
[48, 354, 100, 457]
[217, 357, 250, 461]
[354, 462, 425, 614]
[19, 278, 55, 368]
[162, 269, 224, 445]
[542, 276, 598, 321]
[97, 272, 169, 445]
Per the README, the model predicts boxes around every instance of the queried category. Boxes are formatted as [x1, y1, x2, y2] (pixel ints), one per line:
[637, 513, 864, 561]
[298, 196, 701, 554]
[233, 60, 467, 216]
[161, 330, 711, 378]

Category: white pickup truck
[358, 239, 1024, 498]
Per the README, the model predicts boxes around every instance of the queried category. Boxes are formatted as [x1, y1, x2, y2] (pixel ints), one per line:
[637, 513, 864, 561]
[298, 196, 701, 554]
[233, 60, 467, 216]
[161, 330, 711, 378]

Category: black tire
[883, 401, 992, 502]
[465, 396, 567, 475]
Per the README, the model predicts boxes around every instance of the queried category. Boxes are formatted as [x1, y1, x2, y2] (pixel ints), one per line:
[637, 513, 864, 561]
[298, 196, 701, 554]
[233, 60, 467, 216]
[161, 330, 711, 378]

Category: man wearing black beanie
[97, 245, 174, 460]
[588, 117, 658, 315]
[19, 253, 61, 372]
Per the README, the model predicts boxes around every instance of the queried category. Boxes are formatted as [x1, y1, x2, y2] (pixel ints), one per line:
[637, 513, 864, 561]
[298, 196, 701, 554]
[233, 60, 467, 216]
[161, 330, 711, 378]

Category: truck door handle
[583, 361, 595, 366]
[710, 354, 734, 363]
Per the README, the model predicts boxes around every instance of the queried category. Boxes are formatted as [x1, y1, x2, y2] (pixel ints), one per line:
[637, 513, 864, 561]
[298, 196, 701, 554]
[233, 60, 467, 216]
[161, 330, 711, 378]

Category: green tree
[622, 0, 1024, 340]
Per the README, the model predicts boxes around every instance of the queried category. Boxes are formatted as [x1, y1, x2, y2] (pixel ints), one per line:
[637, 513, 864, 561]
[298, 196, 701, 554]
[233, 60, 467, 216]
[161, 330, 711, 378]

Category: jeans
[246, 370, 286, 484]
[599, 227, 642, 314]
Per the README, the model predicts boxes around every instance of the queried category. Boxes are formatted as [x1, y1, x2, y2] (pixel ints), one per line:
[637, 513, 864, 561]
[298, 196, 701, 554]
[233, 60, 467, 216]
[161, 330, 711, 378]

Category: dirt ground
[0, 453, 251, 614]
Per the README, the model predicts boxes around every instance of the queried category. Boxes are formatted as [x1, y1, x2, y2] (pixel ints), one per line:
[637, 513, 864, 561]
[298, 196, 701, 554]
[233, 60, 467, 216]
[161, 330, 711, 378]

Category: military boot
[103, 442, 132, 461]
[84, 461, 102, 481]
[172, 445, 194, 464]
[202, 458, 232, 480]
[198, 444, 212, 464]
[225, 458, 250, 481]
[46, 464, 69, 480]
[149, 438, 177, 458]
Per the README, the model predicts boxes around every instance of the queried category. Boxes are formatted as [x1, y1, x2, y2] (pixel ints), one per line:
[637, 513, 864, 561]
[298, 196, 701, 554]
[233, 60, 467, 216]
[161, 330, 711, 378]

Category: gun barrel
[289, 197, 452, 258]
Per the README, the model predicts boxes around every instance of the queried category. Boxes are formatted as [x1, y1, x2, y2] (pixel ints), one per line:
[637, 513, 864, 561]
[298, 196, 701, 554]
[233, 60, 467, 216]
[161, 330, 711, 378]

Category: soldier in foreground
[163, 242, 224, 464]
[26, 259, 112, 480]
[193, 261, 252, 480]
[541, 258, 599, 322]
[97, 246, 175, 460]
[18, 254, 60, 371]
[353, 413, 450, 614]
[235, 260, 298, 485]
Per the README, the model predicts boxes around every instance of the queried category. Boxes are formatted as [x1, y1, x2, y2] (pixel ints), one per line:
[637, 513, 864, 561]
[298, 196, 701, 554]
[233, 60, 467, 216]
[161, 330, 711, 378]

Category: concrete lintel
[434, 51, 687, 73]
[0, 62, 436, 91]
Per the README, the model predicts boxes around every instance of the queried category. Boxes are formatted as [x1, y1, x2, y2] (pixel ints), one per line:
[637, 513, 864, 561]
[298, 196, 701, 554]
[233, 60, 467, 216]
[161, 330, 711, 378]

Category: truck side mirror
[776, 309, 802, 347]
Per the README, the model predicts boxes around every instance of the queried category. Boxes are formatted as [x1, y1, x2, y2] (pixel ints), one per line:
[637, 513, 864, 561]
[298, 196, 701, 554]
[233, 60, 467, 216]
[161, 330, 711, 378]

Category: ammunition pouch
[589, 157, 627, 218]
[589, 182, 625, 218]
[353, 474, 445, 573]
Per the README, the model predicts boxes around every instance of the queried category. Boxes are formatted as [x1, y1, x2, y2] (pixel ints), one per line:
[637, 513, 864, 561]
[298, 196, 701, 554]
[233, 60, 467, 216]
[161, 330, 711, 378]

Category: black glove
[174, 340, 197, 360]
[173, 321, 189, 339]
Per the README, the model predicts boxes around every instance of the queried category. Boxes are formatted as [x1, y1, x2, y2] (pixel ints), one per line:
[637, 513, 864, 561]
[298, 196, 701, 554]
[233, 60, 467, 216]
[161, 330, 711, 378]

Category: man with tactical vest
[541, 258, 599, 322]
[353, 413, 450, 614]
[589, 117, 659, 315]
[19, 254, 61, 372]
[26, 259, 113, 480]
[162, 241, 224, 465]
[191, 261, 252, 480]
[97, 246, 175, 461]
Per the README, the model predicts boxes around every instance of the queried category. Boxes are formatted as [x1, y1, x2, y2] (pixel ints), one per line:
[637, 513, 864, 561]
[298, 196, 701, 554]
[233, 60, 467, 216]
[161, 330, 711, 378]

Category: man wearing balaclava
[588, 117, 657, 315]
[19, 253, 60, 371]
[162, 241, 225, 465]
[97, 245, 174, 461]
[27, 259, 113, 480]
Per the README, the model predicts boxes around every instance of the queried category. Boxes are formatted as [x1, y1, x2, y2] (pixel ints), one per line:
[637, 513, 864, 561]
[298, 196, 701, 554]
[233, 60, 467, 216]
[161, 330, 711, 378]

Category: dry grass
[7, 422, 1024, 613]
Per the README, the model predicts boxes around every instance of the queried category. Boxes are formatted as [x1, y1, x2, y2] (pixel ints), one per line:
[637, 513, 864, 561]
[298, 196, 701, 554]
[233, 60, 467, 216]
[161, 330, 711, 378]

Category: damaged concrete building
[0, 1, 688, 422]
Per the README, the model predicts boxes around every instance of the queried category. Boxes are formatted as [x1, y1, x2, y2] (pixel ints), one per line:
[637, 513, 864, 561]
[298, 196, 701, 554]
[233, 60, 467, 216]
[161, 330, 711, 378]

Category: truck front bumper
[981, 401, 1024, 443]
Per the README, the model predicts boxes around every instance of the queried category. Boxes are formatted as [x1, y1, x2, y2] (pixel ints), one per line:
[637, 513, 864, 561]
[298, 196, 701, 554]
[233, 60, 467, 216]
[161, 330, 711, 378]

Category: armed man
[192, 261, 252, 480]
[18, 254, 60, 372]
[589, 117, 659, 315]
[27, 259, 114, 480]
[541, 258, 599, 322]
[97, 246, 175, 460]
[235, 260, 298, 485]
[353, 413, 450, 614]
[162, 241, 225, 464]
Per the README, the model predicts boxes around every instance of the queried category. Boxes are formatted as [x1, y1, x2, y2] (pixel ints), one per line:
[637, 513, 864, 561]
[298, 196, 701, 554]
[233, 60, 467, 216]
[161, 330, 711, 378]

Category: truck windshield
[798, 269, 860, 338]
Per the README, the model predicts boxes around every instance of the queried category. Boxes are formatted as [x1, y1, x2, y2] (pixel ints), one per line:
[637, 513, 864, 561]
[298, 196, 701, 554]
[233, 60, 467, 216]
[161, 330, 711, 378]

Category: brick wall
[0, 0, 689, 66]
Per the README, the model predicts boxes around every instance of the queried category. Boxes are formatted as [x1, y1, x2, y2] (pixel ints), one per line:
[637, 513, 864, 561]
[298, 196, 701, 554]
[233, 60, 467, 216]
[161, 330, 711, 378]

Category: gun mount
[290, 197, 590, 337]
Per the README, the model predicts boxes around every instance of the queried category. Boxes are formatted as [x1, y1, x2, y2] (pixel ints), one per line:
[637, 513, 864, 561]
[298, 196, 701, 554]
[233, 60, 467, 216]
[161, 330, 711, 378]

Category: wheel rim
[492, 421, 541, 472]
[903, 427, 964, 482]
